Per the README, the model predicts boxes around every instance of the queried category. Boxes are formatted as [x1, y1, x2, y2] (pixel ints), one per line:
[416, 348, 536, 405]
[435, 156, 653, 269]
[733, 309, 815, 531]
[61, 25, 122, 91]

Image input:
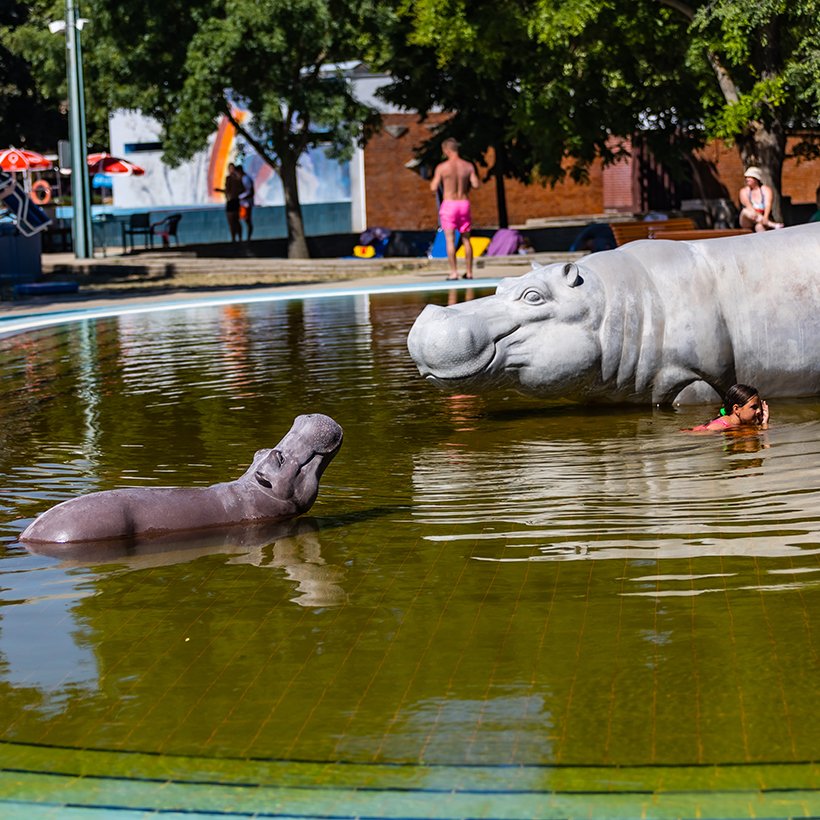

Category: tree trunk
[493, 144, 509, 228]
[280, 155, 310, 259]
[736, 14, 787, 222]
[657, 1, 787, 221]
[737, 120, 786, 222]
[225, 106, 310, 257]
[684, 153, 714, 226]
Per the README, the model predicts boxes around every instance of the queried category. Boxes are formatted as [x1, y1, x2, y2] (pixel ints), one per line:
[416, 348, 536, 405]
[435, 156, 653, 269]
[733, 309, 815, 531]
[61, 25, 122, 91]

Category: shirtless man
[430, 138, 480, 280]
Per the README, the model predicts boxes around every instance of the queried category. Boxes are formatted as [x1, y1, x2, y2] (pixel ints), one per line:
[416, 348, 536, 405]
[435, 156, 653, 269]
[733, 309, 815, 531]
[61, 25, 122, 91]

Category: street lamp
[50, 1, 93, 259]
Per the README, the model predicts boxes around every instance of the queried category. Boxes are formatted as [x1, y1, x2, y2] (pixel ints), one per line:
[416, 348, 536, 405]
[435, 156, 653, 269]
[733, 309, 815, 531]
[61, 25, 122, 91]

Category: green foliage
[380, 0, 820, 212]
[1, 0, 119, 147]
[158, 0, 381, 169]
[379, 0, 710, 190]
[0, 2, 65, 148]
[691, 0, 820, 142]
[5, 0, 818, 214]
[5, 0, 385, 168]
[0, 1, 66, 148]
[706, 77, 788, 141]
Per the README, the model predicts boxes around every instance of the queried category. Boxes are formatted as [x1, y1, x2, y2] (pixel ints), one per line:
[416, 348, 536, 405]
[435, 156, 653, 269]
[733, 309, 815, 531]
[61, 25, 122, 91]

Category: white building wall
[108, 110, 352, 211]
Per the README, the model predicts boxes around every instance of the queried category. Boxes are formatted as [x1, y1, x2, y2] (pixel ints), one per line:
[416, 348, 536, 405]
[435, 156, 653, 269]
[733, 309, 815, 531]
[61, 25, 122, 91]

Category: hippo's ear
[562, 263, 583, 287]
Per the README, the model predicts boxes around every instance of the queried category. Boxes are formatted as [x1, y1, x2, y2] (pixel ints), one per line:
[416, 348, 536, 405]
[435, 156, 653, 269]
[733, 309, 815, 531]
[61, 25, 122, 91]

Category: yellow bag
[456, 236, 491, 258]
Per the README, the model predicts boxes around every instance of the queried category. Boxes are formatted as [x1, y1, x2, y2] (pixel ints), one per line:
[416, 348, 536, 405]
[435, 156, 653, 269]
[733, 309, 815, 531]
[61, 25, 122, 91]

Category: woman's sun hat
[744, 166, 763, 182]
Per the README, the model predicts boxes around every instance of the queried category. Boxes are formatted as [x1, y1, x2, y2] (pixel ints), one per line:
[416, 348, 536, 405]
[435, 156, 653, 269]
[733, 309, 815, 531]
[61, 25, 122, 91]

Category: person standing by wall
[738, 167, 783, 232]
[237, 164, 255, 242]
[214, 163, 243, 242]
[430, 138, 480, 280]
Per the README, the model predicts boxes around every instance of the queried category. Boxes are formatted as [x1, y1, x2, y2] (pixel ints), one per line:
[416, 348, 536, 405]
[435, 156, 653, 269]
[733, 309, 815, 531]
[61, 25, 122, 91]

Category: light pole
[50, 0, 93, 259]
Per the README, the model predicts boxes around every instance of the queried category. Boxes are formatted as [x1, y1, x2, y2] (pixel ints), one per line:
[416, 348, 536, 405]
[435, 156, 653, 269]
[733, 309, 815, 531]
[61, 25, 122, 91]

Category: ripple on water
[411, 419, 820, 596]
[0, 294, 818, 771]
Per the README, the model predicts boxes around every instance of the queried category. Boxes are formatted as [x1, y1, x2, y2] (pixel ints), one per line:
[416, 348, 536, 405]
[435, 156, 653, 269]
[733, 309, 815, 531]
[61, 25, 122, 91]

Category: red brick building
[361, 110, 820, 231]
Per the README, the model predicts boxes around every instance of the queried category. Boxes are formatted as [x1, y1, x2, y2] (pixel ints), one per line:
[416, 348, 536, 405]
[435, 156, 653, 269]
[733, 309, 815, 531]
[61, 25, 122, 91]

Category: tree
[661, 0, 820, 221]
[377, 0, 709, 226]
[376, 1, 551, 228]
[379, 0, 820, 225]
[90, 0, 383, 258]
[0, 0, 118, 149]
[0, 2, 67, 149]
[5, 0, 385, 258]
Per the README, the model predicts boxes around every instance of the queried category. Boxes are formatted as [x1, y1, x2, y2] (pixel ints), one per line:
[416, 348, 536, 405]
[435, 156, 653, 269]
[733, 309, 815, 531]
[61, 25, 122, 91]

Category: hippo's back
[614, 224, 820, 397]
[20, 486, 219, 544]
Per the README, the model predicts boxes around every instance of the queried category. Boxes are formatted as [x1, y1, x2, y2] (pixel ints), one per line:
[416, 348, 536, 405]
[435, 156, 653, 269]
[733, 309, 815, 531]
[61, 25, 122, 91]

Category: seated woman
[738, 167, 783, 232]
[684, 384, 769, 432]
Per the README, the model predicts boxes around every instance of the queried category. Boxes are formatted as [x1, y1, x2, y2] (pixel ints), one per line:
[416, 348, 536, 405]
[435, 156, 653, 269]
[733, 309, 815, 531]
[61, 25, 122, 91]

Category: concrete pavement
[1, 250, 585, 322]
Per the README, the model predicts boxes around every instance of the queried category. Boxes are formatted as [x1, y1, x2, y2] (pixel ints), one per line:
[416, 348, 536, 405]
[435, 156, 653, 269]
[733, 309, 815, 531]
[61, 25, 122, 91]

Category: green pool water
[0, 289, 818, 818]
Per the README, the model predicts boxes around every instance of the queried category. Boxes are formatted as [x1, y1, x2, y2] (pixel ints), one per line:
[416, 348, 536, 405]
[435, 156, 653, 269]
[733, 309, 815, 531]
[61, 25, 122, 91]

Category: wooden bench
[651, 229, 750, 241]
[609, 218, 696, 246]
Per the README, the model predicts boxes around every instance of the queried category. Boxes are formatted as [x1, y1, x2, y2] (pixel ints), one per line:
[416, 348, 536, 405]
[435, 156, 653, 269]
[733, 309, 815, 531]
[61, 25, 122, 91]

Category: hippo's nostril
[255, 472, 273, 488]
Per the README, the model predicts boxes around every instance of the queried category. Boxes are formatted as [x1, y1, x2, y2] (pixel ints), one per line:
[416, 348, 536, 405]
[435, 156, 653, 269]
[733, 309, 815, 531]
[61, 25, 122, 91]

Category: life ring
[30, 180, 52, 205]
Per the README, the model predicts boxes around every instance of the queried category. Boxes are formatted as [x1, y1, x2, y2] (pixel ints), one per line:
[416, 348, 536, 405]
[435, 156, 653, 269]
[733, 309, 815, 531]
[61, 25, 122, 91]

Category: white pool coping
[0, 279, 502, 339]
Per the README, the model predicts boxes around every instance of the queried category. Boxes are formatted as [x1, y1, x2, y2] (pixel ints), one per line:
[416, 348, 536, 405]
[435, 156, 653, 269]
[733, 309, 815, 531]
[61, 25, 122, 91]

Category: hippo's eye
[521, 289, 547, 305]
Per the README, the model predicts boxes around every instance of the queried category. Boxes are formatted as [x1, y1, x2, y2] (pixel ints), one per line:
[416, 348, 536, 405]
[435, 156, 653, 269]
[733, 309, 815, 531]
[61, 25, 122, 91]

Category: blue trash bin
[0, 222, 43, 295]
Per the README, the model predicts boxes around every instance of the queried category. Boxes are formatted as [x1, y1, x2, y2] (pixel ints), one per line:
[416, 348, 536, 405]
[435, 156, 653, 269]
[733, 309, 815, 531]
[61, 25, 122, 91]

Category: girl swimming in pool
[686, 384, 769, 432]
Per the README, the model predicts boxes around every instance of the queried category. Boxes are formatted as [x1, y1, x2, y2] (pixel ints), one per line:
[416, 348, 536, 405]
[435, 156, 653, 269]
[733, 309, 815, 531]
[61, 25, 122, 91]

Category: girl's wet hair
[723, 383, 759, 414]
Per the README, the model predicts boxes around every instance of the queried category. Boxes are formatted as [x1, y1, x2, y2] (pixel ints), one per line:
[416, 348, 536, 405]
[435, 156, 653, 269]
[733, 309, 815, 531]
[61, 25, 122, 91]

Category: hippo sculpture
[408, 223, 820, 404]
[20, 413, 343, 545]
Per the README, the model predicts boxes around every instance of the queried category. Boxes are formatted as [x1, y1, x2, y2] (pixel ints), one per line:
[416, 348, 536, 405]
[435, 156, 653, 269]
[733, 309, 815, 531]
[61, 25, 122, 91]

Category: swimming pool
[1, 286, 818, 818]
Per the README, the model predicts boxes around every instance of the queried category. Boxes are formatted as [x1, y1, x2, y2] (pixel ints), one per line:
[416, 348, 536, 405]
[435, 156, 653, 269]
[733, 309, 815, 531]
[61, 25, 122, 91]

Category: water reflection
[0, 292, 818, 768]
[22, 517, 348, 607]
[447, 287, 477, 307]
[411, 411, 820, 597]
[0, 554, 99, 707]
[720, 428, 770, 470]
[228, 523, 348, 607]
[0, 516, 349, 715]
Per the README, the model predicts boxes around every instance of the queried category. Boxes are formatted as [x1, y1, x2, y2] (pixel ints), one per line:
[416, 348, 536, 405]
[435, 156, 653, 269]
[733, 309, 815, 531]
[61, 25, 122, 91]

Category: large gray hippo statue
[20, 413, 343, 545]
[408, 223, 820, 404]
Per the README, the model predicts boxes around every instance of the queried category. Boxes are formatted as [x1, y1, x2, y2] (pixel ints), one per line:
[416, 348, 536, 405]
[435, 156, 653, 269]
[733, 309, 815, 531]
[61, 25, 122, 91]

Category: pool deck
[0, 249, 585, 321]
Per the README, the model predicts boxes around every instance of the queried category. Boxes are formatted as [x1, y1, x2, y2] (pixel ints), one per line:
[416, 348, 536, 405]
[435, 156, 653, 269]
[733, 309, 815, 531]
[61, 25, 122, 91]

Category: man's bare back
[431, 150, 479, 200]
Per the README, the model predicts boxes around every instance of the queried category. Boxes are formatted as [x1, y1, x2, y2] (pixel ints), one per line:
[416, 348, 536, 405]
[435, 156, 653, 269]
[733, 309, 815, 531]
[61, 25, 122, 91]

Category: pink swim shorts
[439, 199, 472, 233]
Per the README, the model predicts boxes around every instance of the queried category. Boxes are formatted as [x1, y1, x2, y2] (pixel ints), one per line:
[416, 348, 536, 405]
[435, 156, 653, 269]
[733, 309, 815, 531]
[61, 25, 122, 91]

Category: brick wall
[364, 113, 604, 230]
[363, 114, 820, 229]
[363, 114, 446, 231]
[696, 138, 820, 205]
[601, 160, 634, 211]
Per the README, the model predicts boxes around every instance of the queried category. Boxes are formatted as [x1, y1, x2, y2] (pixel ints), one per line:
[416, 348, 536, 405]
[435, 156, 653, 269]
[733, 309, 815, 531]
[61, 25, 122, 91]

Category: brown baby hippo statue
[20, 413, 343, 546]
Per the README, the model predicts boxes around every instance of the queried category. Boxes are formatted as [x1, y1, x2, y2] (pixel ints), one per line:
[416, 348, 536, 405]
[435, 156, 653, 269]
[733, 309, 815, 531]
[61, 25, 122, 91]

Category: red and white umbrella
[0, 147, 53, 172]
[87, 152, 145, 176]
